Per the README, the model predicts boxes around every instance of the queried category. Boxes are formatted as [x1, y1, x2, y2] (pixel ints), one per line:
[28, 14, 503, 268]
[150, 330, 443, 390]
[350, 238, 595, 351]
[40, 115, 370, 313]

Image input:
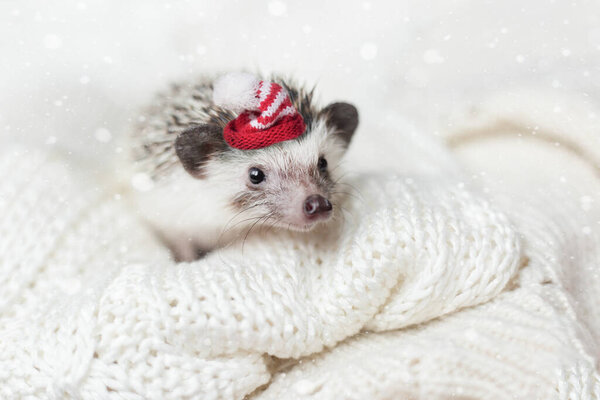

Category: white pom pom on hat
[213, 72, 261, 113]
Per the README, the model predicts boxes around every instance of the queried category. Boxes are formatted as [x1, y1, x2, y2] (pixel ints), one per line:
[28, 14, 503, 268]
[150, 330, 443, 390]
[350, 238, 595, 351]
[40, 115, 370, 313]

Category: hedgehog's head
[174, 77, 358, 234]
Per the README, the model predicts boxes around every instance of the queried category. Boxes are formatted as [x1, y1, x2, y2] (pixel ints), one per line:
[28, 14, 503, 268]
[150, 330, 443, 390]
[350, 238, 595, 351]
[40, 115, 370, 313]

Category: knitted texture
[0, 148, 523, 398]
[223, 112, 305, 150]
[213, 73, 306, 150]
[256, 90, 600, 399]
[2, 88, 600, 398]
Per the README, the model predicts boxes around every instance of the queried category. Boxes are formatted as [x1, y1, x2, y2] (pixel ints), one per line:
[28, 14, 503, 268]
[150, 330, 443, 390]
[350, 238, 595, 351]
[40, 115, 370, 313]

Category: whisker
[330, 190, 362, 202]
[258, 213, 278, 236]
[221, 212, 264, 235]
[334, 183, 364, 202]
[263, 214, 282, 236]
[328, 163, 344, 175]
[218, 215, 265, 247]
[335, 203, 354, 227]
[223, 201, 268, 230]
[241, 212, 274, 253]
[217, 202, 269, 245]
[335, 179, 361, 192]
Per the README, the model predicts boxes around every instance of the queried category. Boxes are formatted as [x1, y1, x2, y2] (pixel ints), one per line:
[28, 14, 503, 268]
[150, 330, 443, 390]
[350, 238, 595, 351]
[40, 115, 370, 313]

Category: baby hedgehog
[127, 72, 359, 261]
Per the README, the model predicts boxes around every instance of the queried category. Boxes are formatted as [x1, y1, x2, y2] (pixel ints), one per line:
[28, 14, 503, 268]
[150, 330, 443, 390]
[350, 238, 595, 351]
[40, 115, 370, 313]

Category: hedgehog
[126, 72, 359, 261]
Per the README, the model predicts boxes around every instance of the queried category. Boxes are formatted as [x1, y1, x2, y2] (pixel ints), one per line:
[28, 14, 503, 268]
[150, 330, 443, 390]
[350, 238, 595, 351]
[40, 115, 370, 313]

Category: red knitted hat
[213, 73, 306, 150]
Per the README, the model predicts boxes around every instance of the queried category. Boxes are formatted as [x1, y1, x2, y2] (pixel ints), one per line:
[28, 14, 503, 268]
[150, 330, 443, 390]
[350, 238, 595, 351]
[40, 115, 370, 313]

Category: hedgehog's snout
[303, 194, 332, 220]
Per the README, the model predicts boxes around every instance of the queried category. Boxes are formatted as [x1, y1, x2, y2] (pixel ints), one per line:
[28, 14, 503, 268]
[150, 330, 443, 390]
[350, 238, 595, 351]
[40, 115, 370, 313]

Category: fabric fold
[0, 146, 521, 399]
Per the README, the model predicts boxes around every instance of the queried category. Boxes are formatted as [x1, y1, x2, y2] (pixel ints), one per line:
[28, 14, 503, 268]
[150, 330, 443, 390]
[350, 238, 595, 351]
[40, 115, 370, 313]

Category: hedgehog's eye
[248, 167, 265, 184]
[317, 157, 328, 172]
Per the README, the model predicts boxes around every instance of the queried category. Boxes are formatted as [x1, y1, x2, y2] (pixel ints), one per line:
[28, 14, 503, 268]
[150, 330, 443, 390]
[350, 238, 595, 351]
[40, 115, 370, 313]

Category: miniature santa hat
[213, 72, 306, 150]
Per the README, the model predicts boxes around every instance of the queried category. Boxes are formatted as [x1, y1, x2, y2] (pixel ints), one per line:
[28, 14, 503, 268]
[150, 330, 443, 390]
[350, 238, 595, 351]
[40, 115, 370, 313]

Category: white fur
[132, 120, 347, 260]
[212, 72, 261, 113]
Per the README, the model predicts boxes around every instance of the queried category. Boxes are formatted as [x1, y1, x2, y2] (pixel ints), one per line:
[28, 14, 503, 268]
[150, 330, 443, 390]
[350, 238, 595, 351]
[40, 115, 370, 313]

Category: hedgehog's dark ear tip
[175, 124, 226, 179]
[320, 102, 359, 147]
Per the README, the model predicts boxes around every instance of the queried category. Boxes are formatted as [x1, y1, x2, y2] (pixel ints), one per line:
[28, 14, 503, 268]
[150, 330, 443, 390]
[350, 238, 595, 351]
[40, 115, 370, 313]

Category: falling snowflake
[360, 42, 378, 60]
[43, 34, 62, 50]
[580, 195, 593, 211]
[131, 173, 154, 192]
[94, 128, 112, 143]
[423, 49, 445, 64]
[268, 1, 287, 16]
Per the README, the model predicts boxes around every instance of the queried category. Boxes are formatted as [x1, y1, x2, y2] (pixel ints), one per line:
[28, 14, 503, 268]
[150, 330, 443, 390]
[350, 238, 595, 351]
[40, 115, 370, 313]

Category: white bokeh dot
[423, 49, 445, 64]
[94, 127, 112, 143]
[464, 329, 479, 341]
[293, 379, 319, 395]
[580, 195, 593, 211]
[268, 1, 287, 16]
[131, 173, 154, 192]
[196, 45, 207, 55]
[360, 42, 378, 60]
[43, 34, 62, 49]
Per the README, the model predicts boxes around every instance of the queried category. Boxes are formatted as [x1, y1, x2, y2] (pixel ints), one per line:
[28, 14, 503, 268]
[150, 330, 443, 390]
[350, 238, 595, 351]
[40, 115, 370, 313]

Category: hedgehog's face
[227, 117, 351, 232]
[174, 102, 358, 235]
[241, 158, 333, 231]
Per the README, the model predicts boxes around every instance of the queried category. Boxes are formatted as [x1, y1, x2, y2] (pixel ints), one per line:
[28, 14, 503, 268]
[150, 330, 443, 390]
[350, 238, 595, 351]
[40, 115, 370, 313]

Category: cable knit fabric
[1, 91, 600, 399]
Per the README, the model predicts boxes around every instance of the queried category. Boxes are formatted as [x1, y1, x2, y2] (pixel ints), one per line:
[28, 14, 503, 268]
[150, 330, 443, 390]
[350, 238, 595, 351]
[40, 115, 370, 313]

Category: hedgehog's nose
[303, 195, 332, 217]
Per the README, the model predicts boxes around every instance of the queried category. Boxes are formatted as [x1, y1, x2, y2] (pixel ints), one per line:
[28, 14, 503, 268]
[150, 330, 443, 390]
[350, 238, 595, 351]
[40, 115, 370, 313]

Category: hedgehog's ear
[320, 102, 359, 148]
[175, 124, 227, 179]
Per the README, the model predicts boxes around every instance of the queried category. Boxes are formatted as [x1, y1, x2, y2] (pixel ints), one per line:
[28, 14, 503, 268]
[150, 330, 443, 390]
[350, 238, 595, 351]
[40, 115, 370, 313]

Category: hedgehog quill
[127, 72, 358, 261]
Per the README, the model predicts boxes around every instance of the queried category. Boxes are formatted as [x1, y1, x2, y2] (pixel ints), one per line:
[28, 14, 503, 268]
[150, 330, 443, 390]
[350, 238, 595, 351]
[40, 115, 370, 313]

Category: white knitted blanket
[2, 91, 600, 399]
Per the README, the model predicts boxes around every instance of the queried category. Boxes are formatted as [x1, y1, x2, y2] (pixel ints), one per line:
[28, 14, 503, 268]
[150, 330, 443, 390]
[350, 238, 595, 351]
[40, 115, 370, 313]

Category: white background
[2, 0, 600, 172]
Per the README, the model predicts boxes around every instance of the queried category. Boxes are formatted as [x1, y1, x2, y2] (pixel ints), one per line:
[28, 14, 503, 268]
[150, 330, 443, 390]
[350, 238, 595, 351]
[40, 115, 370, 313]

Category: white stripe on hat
[278, 106, 297, 117]
[261, 88, 287, 118]
[257, 81, 271, 104]
[249, 83, 290, 129]
[249, 105, 296, 130]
